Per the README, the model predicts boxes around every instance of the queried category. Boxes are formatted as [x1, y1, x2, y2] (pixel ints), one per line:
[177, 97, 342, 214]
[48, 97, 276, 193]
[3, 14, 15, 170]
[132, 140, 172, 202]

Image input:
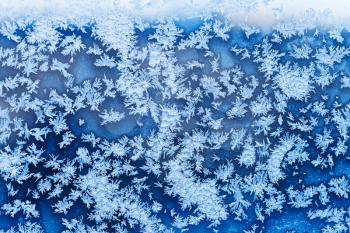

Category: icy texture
[1, 14, 350, 233]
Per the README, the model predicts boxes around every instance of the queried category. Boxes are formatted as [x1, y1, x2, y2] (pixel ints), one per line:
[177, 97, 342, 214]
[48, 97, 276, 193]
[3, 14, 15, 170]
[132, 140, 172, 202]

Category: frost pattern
[0, 14, 350, 233]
